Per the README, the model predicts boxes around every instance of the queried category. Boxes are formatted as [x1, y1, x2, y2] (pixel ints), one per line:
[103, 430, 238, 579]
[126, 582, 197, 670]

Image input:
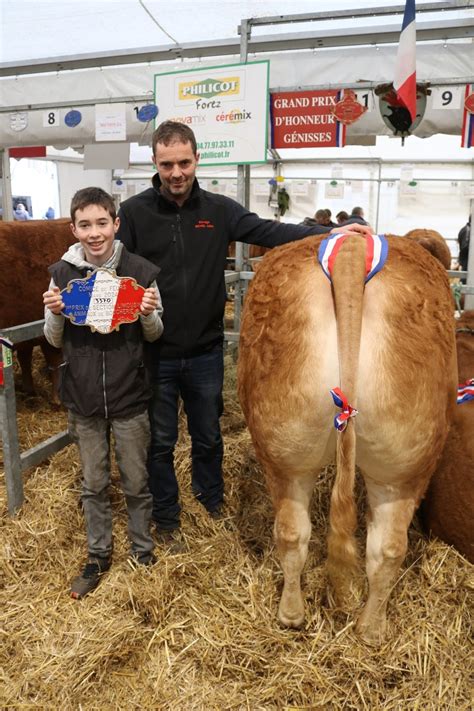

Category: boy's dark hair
[351, 206, 364, 216]
[152, 120, 198, 156]
[70, 187, 116, 223]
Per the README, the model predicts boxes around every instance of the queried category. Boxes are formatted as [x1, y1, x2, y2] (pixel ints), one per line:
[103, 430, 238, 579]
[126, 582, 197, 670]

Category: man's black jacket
[117, 175, 326, 358]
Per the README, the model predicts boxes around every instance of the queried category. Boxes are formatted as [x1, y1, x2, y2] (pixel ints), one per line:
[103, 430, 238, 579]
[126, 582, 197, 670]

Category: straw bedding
[1, 349, 473, 710]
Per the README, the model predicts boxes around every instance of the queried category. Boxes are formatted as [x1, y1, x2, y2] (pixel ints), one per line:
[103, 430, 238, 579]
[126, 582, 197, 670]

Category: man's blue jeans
[148, 345, 224, 530]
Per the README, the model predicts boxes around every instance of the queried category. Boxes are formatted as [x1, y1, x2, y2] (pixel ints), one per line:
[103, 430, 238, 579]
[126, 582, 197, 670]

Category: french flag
[394, 0, 417, 123]
[461, 84, 474, 148]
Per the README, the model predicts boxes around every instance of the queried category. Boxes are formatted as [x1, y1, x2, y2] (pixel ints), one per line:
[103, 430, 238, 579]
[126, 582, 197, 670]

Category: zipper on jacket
[175, 213, 190, 351]
[102, 351, 108, 418]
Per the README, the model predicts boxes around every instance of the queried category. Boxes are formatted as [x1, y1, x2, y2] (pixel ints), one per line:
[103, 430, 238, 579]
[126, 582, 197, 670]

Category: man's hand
[330, 223, 373, 237]
[140, 287, 160, 316]
[43, 286, 64, 315]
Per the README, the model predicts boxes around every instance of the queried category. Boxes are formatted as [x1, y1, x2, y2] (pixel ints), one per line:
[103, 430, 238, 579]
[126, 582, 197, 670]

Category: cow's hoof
[278, 604, 305, 629]
[355, 618, 386, 647]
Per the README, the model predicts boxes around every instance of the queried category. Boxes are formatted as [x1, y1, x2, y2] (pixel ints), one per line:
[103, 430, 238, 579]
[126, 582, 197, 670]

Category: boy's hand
[43, 286, 64, 315]
[140, 287, 159, 316]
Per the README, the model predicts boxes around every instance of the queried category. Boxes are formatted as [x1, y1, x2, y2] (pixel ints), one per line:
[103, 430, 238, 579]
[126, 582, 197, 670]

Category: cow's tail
[326, 234, 367, 604]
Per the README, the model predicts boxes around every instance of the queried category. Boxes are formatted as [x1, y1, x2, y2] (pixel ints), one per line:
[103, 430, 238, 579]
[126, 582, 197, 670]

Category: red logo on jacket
[195, 220, 214, 229]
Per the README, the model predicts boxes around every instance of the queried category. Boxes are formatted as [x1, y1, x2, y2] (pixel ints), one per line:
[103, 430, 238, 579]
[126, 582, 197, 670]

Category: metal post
[465, 199, 474, 310]
[1, 149, 14, 221]
[234, 19, 251, 334]
[375, 161, 382, 232]
[0, 341, 24, 514]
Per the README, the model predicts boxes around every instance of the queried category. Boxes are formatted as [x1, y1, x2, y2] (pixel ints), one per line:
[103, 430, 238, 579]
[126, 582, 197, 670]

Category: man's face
[153, 140, 199, 206]
[71, 204, 119, 266]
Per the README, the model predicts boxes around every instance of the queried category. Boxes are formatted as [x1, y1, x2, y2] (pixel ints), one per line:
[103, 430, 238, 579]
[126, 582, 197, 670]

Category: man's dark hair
[70, 187, 116, 223]
[336, 210, 349, 222]
[152, 120, 198, 156]
[351, 206, 364, 217]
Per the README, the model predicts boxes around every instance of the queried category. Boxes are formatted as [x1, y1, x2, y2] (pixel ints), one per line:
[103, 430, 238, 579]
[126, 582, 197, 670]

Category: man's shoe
[208, 505, 224, 520]
[155, 527, 187, 554]
[70, 556, 111, 599]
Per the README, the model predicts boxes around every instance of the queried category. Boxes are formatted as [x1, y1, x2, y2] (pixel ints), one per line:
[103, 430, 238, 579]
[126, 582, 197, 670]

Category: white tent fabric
[1, 44, 472, 147]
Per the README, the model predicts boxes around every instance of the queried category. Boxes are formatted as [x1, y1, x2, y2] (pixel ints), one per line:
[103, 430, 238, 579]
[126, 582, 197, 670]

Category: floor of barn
[0, 348, 472, 709]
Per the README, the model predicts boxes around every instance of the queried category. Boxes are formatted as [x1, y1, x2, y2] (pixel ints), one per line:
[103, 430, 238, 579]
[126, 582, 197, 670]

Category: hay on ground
[0, 349, 472, 709]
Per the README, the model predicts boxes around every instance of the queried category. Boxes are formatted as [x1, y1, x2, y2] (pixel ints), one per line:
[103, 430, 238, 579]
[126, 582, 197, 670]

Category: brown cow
[421, 310, 474, 563]
[237, 233, 457, 644]
[404, 228, 452, 270]
[0, 219, 75, 399]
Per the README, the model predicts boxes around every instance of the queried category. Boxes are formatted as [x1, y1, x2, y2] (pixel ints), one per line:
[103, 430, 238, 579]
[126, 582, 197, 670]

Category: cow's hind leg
[356, 477, 418, 645]
[268, 471, 315, 628]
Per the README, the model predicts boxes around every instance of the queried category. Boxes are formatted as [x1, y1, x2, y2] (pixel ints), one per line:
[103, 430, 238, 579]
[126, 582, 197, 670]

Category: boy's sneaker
[70, 555, 111, 599]
[155, 527, 187, 554]
[131, 552, 157, 567]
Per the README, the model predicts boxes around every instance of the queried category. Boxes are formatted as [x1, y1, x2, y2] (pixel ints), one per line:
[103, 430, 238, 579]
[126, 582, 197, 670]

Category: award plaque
[61, 268, 145, 334]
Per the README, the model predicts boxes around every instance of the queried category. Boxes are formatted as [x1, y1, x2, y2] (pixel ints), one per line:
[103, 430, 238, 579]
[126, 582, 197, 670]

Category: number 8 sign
[43, 109, 60, 127]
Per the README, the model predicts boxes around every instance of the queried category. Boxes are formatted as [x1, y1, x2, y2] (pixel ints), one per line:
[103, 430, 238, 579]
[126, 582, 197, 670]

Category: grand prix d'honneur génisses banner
[154, 61, 269, 166]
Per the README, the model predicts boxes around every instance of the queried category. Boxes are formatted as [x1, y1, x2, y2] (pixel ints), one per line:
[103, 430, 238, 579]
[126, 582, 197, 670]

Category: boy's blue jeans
[68, 410, 154, 558]
[148, 345, 224, 530]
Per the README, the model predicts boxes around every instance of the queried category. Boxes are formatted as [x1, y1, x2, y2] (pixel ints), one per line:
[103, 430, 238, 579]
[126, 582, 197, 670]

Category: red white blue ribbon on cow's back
[330, 387, 358, 432]
[318, 233, 388, 283]
[457, 378, 474, 404]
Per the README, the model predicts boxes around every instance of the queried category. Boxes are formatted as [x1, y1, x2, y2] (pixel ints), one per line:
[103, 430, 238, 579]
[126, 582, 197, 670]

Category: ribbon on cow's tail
[330, 387, 358, 431]
[457, 378, 474, 404]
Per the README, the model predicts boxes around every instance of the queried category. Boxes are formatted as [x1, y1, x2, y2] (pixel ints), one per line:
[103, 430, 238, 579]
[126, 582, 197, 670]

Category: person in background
[458, 216, 471, 275]
[300, 208, 328, 227]
[324, 209, 337, 229]
[43, 187, 163, 598]
[336, 210, 349, 225]
[117, 120, 373, 550]
[347, 206, 368, 225]
[44, 206, 56, 220]
[14, 203, 30, 221]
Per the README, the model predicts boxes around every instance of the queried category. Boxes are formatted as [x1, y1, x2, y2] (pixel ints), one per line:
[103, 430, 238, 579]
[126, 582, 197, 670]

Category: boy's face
[71, 204, 119, 266]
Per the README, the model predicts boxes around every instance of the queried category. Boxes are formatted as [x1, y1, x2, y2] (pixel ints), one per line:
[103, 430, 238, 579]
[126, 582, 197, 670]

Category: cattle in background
[404, 228, 452, 270]
[421, 310, 474, 563]
[238, 233, 457, 644]
[0, 219, 75, 400]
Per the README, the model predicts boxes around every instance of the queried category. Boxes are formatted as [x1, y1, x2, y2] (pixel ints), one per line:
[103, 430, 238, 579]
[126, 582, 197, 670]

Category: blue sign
[137, 104, 159, 123]
[64, 110, 82, 127]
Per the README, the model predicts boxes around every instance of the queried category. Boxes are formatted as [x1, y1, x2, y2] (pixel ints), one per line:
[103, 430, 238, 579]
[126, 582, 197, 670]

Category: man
[14, 203, 30, 221]
[300, 208, 327, 227]
[458, 217, 470, 274]
[117, 120, 371, 546]
[348, 206, 368, 225]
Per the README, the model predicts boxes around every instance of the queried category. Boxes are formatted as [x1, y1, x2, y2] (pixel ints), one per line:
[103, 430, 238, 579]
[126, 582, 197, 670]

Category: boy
[43, 187, 163, 599]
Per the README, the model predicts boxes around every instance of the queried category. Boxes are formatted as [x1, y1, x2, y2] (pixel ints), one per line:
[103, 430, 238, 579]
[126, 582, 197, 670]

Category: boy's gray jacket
[48, 248, 161, 419]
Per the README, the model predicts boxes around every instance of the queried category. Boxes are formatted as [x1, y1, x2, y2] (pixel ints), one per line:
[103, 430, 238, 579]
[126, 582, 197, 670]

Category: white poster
[154, 61, 269, 166]
[95, 103, 127, 141]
